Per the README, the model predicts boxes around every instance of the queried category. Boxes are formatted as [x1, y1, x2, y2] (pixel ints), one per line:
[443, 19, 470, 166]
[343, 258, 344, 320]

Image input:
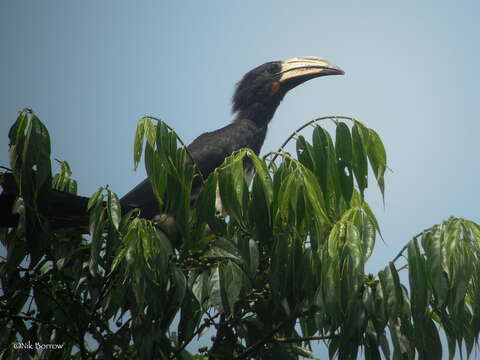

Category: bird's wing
[186, 119, 267, 177]
[121, 120, 266, 218]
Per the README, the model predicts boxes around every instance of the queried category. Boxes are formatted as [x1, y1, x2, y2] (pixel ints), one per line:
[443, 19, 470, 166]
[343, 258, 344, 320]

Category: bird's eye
[267, 63, 278, 74]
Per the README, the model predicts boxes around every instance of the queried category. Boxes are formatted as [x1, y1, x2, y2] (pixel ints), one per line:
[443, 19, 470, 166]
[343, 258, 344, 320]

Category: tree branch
[269, 115, 357, 164]
[7, 312, 80, 346]
[391, 219, 455, 264]
[232, 325, 280, 360]
[275, 333, 335, 344]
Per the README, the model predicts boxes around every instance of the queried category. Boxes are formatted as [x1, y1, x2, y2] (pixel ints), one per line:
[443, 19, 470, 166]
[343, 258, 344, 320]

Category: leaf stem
[270, 115, 357, 164]
[391, 218, 457, 264]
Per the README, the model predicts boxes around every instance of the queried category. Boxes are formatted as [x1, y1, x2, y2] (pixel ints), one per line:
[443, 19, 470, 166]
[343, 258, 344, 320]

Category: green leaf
[328, 337, 340, 359]
[362, 212, 376, 260]
[30, 115, 51, 190]
[363, 286, 375, 317]
[205, 237, 240, 261]
[192, 272, 209, 308]
[378, 330, 391, 360]
[8, 111, 28, 172]
[389, 318, 410, 357]
[296, 135, 315, 171]
[248, 149, 273, 196]
[346, 223, 363, 272]
[424, 318, 442, 360]
[251, 172, 272, 242]
[335, 122, 353, 203]
[271, 235, 289, 301]
[379, 262, 403, 319]
[145, 147, 167, 210]
[220, 261, 243, 315]
[170, 268, 187, 314]
[321, 253, 341, 319]
[208, 267, 222, 311]
[366, 129, 387, 201]
[292, 345, 318, 359]
[248, 239, 259, 277]
[134, 117, 146, 171]
[178, 290, 201, 344]
[467, 220, 480, 242]
[88, 187, 104, 210]
[311, 126, 329, 197]
[196, 173, 226, 234]
[421, 229, 449, 306]
[351, 123, 368, 197]
[89, 204, 106, 276]
[327, 223, 342, 259]
[299, 164, 330, 226]
[217, 155, 242, 223]
[361, 198, 383, 240]
[408, 238, 428, 327]
[107, 190, 121, 231]
[312, 125, 339, 220]
[52, 159, 78, 194]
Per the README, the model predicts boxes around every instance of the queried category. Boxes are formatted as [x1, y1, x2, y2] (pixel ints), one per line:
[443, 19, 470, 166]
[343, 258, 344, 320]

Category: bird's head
[232, 56, 344, 125]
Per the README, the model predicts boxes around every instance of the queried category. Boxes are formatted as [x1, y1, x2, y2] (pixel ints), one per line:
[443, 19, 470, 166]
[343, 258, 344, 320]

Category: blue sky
[1, 0, 480, 356]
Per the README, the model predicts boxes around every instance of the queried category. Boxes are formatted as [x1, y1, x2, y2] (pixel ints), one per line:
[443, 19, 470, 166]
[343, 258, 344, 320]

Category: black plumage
[121, 56, 344, 218]
[0, 57, 344, 228]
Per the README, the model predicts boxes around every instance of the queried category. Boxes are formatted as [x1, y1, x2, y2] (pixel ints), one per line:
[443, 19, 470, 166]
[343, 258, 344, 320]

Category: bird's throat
[234, 98, 281, 127]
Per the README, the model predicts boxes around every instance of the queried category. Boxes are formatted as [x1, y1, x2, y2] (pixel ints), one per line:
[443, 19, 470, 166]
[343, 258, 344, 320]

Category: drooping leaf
[169, 268, 187, 319]
[192, 271, 209, 309]
[88, 187, 105, 210]
[207, 267, 222, 312]
[248, 239, 259, 277]
[296, 135, 315, 172]
[362, 212, 376, 260]
[52, 159, 77, 194]
[271, 235, 289, 301]
[408, 238, 428, 327]
[107, 189, 121, 231]
[311, 126, 329, 200]
[424, 318, 442, 360]
[178, 290, 202, 344]
[345, 222, 363, 272]
[220, 261, 243, 315]
[366, 129, 387, 201]
[217, 153, 246, 225]
[361, 197, 383, 240]
[351, 122, 368, 197]
[379, 262, 403, 319]
[134, 116, 146, 171]
[421, 229, 449, 307]
[335, 122, 354, 203]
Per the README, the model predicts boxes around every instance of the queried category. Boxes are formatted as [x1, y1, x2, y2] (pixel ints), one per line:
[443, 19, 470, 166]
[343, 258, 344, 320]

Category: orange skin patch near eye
[270, 81, 281, 96]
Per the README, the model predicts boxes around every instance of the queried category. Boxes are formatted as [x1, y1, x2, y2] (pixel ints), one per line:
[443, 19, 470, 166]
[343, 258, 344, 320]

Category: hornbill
[0, 56, 344, 229]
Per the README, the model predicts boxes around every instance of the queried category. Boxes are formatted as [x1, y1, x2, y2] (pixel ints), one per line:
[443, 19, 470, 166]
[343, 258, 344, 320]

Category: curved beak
[279, 56, 344, 84]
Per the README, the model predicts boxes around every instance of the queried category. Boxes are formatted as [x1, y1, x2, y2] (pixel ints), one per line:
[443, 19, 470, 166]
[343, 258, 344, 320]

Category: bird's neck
[233, 99, 280, 127]
[231, 117, 269, 154]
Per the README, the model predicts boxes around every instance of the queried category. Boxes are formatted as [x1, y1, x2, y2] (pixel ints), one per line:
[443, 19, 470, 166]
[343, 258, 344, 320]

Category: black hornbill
[121, 56, 344, 218]
[0, 56, 344, 228]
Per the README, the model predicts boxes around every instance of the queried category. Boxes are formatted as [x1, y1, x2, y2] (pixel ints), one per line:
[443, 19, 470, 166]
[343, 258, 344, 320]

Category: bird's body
[1, 56, 344, 228]
[121, 118, 267, 218]
[121, 57, 344, 219]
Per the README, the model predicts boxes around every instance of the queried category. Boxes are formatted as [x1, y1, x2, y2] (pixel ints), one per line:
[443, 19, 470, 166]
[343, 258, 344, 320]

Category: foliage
[1, 109, 480, 359]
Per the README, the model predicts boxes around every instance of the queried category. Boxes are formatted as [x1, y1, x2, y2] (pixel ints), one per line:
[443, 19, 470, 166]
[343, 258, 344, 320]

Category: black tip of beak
[327, 66, 345, 76]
